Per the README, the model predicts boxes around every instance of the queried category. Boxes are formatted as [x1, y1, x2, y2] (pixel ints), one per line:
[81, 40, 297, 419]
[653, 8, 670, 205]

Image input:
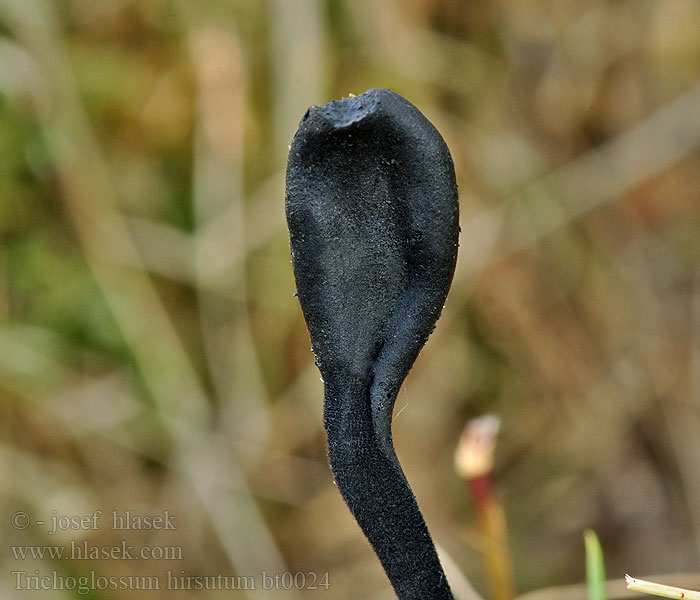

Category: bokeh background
[1, 0, 699, 598]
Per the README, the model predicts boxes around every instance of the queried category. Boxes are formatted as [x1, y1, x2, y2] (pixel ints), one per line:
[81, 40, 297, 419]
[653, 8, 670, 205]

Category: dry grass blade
[625, 575, 700, 600]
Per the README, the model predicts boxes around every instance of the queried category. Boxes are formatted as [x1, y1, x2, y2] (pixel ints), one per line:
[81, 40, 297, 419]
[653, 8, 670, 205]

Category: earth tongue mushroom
[286, 88, 459, 600]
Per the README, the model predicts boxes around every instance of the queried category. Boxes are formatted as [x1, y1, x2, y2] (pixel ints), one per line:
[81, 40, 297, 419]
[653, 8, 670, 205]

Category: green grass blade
[584, 529, 607, 600]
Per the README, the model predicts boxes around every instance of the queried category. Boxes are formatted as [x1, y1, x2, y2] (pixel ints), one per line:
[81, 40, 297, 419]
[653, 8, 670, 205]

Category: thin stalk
[455, 415, 515, 600]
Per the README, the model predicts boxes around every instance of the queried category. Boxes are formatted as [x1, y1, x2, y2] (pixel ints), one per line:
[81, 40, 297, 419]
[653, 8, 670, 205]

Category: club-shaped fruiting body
[286, 88, 459, 599]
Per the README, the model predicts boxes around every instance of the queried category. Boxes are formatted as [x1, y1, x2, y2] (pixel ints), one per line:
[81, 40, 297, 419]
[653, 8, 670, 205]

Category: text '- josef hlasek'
[11, 510, 176, 535]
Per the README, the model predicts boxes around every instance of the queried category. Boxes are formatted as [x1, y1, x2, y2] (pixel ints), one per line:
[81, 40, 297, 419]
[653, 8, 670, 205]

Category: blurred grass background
[1, 0, 699, 598]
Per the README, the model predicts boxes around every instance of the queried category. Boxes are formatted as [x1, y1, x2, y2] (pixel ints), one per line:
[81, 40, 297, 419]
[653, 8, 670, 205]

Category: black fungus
[286, 88, 458, 599]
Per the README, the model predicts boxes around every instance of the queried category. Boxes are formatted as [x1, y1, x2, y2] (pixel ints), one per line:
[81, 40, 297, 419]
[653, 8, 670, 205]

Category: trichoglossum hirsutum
[285, 88, 459, 599]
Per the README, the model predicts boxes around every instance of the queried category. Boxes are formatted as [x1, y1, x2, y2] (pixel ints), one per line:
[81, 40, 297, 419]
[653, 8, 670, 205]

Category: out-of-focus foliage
[1, 0, 699, 598]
